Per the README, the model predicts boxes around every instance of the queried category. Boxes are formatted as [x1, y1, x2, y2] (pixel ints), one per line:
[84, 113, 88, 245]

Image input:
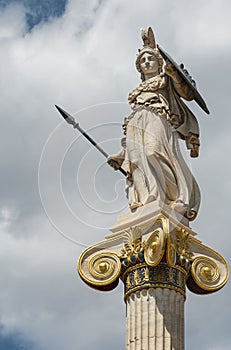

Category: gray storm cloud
[0, 0, 230, 349]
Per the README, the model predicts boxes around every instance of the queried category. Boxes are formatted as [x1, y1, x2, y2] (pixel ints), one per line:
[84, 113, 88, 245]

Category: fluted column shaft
[123, 263, 186, 350]
[126, 288, 184, 350]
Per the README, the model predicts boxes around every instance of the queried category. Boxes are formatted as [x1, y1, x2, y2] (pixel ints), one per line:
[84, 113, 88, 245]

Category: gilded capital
[77, 211, 229, 296]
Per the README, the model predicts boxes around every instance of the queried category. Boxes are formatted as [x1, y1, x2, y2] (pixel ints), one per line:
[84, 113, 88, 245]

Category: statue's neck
[143, 72, 159, 81]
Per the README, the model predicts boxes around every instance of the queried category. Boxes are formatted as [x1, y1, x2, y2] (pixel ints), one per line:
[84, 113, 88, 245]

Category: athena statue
[108, 27, 209, 221]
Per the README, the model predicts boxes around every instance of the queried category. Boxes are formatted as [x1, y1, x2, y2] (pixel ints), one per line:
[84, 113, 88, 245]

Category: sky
[0, 0, 231, 349]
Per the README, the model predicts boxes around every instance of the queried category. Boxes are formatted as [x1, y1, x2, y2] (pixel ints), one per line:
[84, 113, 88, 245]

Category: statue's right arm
[107, 148, 125, 171]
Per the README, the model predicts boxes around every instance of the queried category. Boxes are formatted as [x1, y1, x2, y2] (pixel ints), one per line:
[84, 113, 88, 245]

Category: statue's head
[135, 27, 163, 81]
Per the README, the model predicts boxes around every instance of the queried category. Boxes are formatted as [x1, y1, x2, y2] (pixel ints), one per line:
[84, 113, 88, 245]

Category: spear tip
[55, 105, 76, 125]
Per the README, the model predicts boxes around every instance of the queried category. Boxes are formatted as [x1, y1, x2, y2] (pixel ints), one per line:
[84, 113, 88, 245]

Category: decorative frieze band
[77, 215, 229, 295]
[122, 263, 187, 301]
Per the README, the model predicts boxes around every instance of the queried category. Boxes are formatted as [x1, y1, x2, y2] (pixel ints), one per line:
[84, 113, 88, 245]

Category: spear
[55, 105, 127, 177]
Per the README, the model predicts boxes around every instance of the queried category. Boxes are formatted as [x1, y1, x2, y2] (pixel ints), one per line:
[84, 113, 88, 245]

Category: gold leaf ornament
[144, 228, 166, 266]
[166, 233, 176, 266]
[78, 251, 121, 289]
[191, 257, 222, 291]
[88, 252, 121, 282]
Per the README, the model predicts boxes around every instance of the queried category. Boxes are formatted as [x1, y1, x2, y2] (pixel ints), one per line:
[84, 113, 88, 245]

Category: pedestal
[77, 203, 229, 349]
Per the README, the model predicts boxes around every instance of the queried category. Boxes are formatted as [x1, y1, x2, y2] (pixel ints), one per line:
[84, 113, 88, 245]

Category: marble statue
[108, 27, 206, 221]
[78, 29, 229, 350]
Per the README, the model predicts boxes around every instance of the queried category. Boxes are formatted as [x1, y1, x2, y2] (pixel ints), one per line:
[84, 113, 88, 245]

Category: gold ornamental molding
[77, 214, 229, 295]
[187, 236, 229, 294]
[78, 247, 122, 291]
[191, 257, 220, 290]
[144, 226, 167, 266]
[122, 263, 187, 301]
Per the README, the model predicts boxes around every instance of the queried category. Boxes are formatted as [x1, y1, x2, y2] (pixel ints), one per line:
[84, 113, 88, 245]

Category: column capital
[78, 206, 229, 295]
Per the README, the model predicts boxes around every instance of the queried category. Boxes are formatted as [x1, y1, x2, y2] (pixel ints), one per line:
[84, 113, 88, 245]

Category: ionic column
[122, 264, 186, 350]
[77, 214, 229, 350]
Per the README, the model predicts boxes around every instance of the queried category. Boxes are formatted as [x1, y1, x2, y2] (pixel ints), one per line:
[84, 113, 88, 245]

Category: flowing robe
[116, 73, 200, 219]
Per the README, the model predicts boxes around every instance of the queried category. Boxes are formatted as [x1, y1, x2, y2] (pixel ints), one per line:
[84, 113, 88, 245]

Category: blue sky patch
[0, 326, 34, 350]
[0, 0, 67, 31]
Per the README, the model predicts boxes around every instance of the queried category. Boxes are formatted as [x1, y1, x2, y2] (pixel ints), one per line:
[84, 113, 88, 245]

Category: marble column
[123, 263, 186, 350]
[126, 289, 184, 350]
[77, 207, 229, 350]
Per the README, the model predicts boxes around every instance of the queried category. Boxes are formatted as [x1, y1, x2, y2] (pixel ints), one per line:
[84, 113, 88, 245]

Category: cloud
[0, 0, 67, 31]
[0, 2, 26, 39]
[0, 0, 230, 349]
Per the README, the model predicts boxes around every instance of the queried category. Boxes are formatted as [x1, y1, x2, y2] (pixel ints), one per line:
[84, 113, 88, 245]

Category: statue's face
[140, 52, 159, 75]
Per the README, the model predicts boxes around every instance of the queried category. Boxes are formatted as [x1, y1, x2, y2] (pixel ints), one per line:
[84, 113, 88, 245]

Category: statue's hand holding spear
[55, 105, 127, 177]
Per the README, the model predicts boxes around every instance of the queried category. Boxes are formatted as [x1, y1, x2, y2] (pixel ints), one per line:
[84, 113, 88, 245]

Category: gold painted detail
[121, 222, 167, 269]
[121, 227, 144, 257]
[176, 228, 192, 260]
[188, 236, 229, 294]
[78, 251, 121, 289]
[144, 266, 149, 281]
[122, 263, 186, 300]
[88, 253, 116, 280]
[191, 257, 222, 291]
[121, 227, 145, 268]
[144, 228, 166, 266]
[167, 232, 176, 266]
[77, 216, 229, 294]
[167, 227, 192, 270]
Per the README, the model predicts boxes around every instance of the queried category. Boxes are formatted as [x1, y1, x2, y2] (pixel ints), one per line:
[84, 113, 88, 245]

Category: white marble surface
[126, 288, 185, 350]
[108, 201, 194, 237]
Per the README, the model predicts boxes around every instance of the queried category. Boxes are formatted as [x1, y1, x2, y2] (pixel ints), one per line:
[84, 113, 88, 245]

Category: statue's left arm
[164, 60, 200, 158]
[165, 61, 194, 101]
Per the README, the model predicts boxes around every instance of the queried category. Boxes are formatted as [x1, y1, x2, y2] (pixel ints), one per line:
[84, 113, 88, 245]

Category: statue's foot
[129, 202, 143, 211]
[171, 200, 187, 214]
[190, 148, 199, 158]
[144, 195, 156, 205]
[171, 201, 197, 221]
[185, 209, 197, 221]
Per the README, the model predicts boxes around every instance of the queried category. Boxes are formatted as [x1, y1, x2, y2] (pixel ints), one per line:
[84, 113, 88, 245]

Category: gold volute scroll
[78, 250, 121, 291]
[144, 227, 166, 266]
[77, 212, 229, 295]
[187, 236, 229, 294]
[191, 256, 226, 292]
[88, 253, 117, 280]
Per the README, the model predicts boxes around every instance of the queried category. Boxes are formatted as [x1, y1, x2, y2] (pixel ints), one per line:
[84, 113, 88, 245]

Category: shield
[158, 46, 210, 114]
